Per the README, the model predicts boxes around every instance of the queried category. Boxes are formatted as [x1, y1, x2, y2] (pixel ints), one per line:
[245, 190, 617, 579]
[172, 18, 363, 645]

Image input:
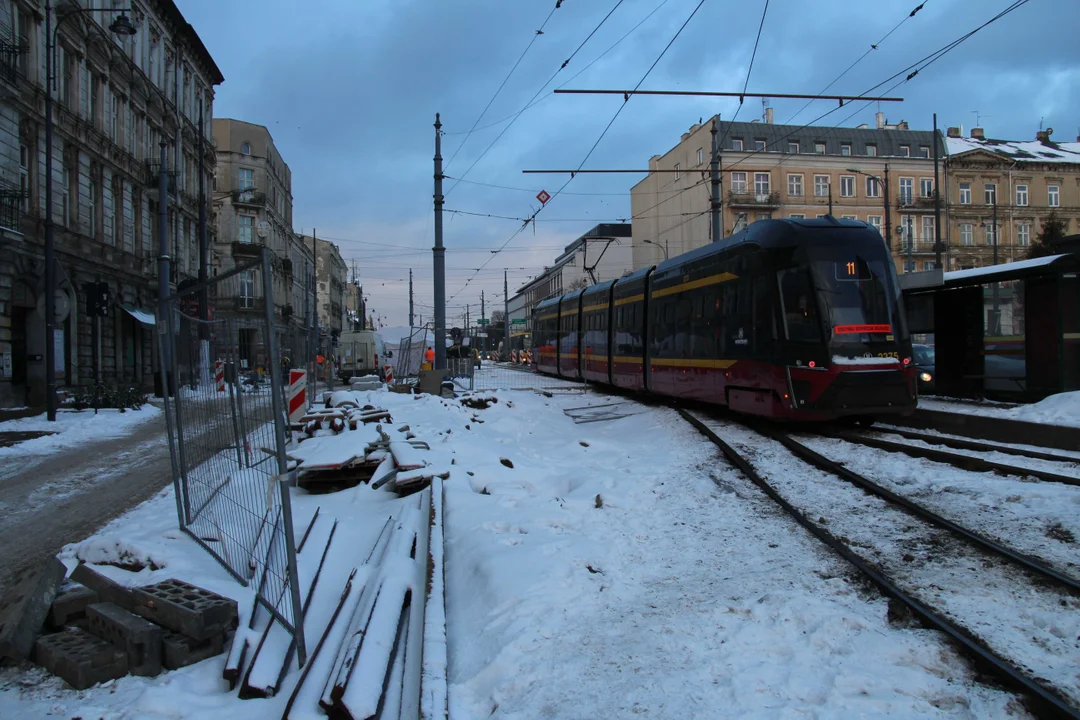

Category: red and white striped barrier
[384, 364, 394, 385]
[288, 369, 307, 424]
[511, 350, 519, 364]
[214, 360, 225, 392]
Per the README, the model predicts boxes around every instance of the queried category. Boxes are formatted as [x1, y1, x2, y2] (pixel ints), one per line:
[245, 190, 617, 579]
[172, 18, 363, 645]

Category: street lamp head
[846, 168, 861, 174]
[109, 12, 137, 36]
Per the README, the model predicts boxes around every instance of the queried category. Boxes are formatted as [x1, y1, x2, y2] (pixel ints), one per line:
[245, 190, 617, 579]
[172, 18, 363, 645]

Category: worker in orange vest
[424, 346, 435, 363]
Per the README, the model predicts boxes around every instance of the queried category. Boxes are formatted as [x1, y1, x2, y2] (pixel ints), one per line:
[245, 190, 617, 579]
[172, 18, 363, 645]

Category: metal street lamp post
[981, 199, 1000, 334]
[643, 238, 669, 261]
[44, 2, 136, 420]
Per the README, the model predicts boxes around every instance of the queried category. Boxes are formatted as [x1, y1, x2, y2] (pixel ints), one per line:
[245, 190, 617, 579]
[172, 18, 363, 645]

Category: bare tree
[566, 277, 590, 291]
[491, 310, 506, 324]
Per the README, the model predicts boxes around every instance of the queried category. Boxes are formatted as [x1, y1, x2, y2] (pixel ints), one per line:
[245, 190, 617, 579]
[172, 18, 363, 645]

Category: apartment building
[944, 126, 1080, 270]
[212, 118, 314, 365]
[631, 112, 946, 274]
[0, 0, 223, 407]
[312, 235, 346, 353]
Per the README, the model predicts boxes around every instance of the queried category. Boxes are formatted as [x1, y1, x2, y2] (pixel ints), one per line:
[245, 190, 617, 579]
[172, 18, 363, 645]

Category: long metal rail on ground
[679, 408, 1080, 720]
[825, 429, 1080, 487]
[854, 426, 1080, 464]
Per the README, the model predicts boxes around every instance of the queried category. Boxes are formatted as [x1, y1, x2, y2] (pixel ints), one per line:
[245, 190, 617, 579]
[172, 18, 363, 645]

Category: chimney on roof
[875, 111, 885, 130]
[947, 126, 960, 138]
[971, 127, 985, 139]
[1036, 130, 1049, 142]
[765, 107, 774, 124]
[897, 120, 909, 130]
[681, 132, 690, 142]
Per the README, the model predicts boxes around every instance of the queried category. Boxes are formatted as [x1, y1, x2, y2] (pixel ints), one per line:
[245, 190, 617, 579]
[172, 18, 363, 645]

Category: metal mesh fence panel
[162, 250, 306, 663]
[455, 360, 587, 392]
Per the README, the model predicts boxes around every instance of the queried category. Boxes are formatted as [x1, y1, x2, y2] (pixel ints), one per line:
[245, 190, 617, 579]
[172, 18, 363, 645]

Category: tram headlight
[919, 372, 932, 383]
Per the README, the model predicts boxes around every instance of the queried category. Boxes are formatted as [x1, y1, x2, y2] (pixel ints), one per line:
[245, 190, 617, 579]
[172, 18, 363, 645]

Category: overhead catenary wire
[443, 2, 561, 174]
[445, 0, 628, 197]
[448, 0, 710, 302]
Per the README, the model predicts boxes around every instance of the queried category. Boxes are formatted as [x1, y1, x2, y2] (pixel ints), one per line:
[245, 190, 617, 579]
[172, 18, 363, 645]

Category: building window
[840, 143, 851, 156]
[866, 144, 877, 157]
[241, 142, 251, 155]
[866, 176, 880, 197]
[1017, 222, 1030, 246]
[840, 175, 854, 197]
[900, 145, 910, 157]
[239, 168, 254, 192]
[923, 261, 935, 271]
[960, 222, 973, 246]
[110, 94, 119, 142]
[920, 146, 930, 158]
[787, 174, 803, 196]
[755, 212, 772, 222]
[868, 215, 883, 235]
[60, 165, 70, 226]
[899, 177, 913, 204]
[19, 144, 29, 212]
[754, 139, 766, 152]
[814, 174, 829, 197]
[1048, 185, 1060, 207]
[731, 172, 747, 194]
[239, 271, 254, 308]
[731, 138, 743, 151]
[790, 214, 805, 219]
[985, 220, 997, 245]
[754, 173, 770, 196]
[841, 214, 857, 220]
[788, 141, 799, 154]
[674, 163, 680, 180]
[922, 216, 935, 244]
[104, 186, 114, 246]
[87, 180, 96, 238]
[733, 213, 748, 232]
[697, 148, 703, 165]
[984, 183, 997, 205]
[814, 142, 825, 154]
[920, 178, 934, 198]
[1015, 184, 1028, 206]
[901, 215, 915, 247]
[238, 215, 254, 243]
[959, 183, 971, 204]
[903, 260, 916, 273]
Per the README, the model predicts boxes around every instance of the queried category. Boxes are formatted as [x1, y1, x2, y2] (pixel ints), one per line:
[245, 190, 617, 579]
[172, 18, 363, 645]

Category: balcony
[143, 159, 179, 197]
[231, 188, 267, 207]
[231, 240, 264, 258]
[896, 194, 936, 211]
[0, 177, 26, 236]
[0, 24, 26, 90]
[727, 190, 781, 208]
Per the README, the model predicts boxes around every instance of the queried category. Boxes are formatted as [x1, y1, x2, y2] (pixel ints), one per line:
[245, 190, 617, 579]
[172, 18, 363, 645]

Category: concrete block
[33, 628, 128, 690]
[161, 628, 226, 670]
[86, 602, 162, 677]
[69, 563, 135, 611]
[132, 579, 238, 642]
[0, 556, 67, 661]
[48, 585, 99, 627]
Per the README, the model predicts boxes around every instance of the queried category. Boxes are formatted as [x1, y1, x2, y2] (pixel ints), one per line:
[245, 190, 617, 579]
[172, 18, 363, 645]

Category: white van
[338, 330, 387, 381]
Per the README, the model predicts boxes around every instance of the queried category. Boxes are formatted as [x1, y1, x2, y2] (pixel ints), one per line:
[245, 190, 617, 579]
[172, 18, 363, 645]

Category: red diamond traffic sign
[536, 190, 551, 205]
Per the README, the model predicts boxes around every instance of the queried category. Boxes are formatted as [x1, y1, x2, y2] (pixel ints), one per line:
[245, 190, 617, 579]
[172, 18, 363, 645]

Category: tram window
[778, 268, 821, 342]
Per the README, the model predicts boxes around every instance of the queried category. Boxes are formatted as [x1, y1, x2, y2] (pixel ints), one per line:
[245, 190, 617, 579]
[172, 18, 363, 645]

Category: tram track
[680, 408, 1080, 720]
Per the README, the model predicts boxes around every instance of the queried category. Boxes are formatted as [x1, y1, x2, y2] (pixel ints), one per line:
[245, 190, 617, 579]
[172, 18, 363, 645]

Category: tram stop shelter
[900, 250, 1080, 401]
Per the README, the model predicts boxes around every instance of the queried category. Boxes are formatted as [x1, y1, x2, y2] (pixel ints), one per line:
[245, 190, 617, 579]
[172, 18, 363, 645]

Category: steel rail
[679, 408, 1080, 720]
[859, 426, 1080, 464]
[828, 430, 1080, 487]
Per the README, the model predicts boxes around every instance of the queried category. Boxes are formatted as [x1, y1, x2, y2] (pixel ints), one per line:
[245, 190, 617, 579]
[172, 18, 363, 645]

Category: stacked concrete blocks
[132, 578, 239, 641]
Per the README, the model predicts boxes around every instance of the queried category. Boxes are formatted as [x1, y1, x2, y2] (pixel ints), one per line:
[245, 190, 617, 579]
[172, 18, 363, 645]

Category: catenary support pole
[408, 268, 414, 328]
[44, 1, 55, 420]
[198, 99, 210, 387]
[433, 114, 446, 370]
[711, 117, 721, 243]
[503, 270, 509, 358]
[158, 142, 170, 379]
[933, 112, 943, 269]
[884, 163, 892, 252]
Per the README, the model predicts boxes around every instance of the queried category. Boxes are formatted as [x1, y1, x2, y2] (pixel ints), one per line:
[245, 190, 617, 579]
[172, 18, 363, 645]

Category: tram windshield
[807, 245, 907, 343]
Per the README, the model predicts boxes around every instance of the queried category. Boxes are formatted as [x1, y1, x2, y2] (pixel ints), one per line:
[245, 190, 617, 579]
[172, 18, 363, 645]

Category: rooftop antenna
[971, 110, 991, 127]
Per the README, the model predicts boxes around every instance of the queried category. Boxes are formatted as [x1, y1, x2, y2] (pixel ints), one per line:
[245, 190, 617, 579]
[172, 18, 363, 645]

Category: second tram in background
[532, 217, 918, 422]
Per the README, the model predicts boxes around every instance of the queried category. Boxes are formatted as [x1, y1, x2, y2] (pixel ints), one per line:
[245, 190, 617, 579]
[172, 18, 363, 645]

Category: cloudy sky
[177, 0, 1079, 331]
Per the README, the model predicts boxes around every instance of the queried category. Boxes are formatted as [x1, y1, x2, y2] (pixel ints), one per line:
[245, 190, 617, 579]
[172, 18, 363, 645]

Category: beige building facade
[944, 126, 1080, 270]
[312, 235, 346, 350]
[631, 114, 946, 274]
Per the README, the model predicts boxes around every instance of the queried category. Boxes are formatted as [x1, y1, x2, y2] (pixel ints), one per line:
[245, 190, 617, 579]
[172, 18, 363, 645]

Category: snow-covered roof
[943, 254, 1071, 282]
[946, 136, 1080, 164]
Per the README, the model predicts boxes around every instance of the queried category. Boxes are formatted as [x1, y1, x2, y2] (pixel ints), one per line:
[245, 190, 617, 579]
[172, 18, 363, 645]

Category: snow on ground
[875, 423, 1080, 461]
[795, 434, 1080, 580]
[0, 404, 162, 457]
[0, 387, 1037, 718]
[919, 391, 1080, 428]
[704, 419, 1080, 708]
